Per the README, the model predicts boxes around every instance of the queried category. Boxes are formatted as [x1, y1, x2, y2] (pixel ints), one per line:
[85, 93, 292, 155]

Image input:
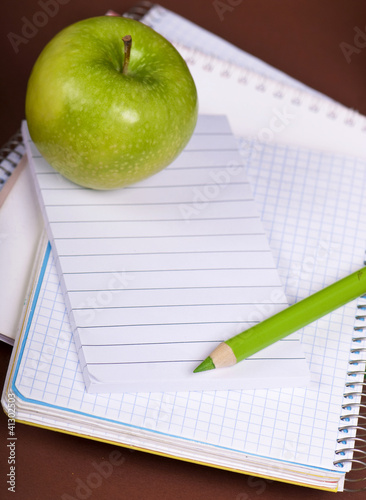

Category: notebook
[0, 130, 25, 201]
[22, 115, 309, 393]
[0, 154, 44, 345]
[3, 135, 366, 492]
[2, 3, 366, 492]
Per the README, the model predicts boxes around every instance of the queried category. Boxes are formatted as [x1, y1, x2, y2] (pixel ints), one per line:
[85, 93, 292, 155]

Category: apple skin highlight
[25, 16, 198, 190]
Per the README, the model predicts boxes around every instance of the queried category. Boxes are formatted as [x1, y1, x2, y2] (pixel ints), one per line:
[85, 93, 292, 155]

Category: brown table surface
[1, 1, 366, 499]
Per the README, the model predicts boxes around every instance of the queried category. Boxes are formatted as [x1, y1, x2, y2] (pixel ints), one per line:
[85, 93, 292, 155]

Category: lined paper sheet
[23, 115, 309, 393]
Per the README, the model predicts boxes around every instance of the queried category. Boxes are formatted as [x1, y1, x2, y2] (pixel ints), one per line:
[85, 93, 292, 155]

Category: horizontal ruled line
[28, 132, 235, 141]
[54, 232, 266, 240]
[77, 321, 298, 329]
[35, 164, 246, 175]
[72, 301, 288, 311]
[66, 284, 283, 292]
[39, 181, 249, 190]
[63, 266, 276, 275]
[58, 249, 272, 258]
[44, 198, 254, 207]
[81, 340, 219, 347]
[36, 163, 245, 173]
[84, 357, 305, 366]
[49, 215, 257, 224]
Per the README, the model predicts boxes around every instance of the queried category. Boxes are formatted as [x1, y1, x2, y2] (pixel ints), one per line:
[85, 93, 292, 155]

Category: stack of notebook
[1, 4, 366, 493]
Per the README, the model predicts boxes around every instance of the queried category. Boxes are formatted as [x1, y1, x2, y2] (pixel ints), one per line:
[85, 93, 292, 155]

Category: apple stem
[122, 35, 132, 75]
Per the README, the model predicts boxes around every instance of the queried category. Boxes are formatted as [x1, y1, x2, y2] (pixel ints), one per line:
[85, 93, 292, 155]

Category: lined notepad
[23, 115, 309, 393]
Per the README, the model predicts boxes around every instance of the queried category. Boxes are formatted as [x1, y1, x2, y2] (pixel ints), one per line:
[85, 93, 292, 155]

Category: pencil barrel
[227, 267, 366, 362]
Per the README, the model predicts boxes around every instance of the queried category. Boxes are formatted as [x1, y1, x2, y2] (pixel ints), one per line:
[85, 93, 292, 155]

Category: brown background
[1, 1, 366, 498]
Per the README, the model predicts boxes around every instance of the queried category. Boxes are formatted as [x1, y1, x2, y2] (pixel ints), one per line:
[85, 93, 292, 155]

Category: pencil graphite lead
[193, 357, 215, 373]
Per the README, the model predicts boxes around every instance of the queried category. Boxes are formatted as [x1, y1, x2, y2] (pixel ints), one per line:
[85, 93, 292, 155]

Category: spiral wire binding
[0, 129, 24, 191]
[123, 1, 155, 21]
[334, 281, 366, 492]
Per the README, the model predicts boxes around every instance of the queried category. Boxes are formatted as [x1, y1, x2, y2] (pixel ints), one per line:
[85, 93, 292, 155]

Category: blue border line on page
[10, 243, 344, 476]
[12, 241, 52, 382]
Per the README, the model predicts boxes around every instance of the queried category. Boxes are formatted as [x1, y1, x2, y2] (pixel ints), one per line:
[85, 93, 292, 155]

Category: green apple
[25, 16, 198, 189]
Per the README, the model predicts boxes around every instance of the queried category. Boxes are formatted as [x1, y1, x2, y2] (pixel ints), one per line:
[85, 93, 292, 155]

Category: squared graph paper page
[23, 115, 308, 393]
[9, 140, 366, 478]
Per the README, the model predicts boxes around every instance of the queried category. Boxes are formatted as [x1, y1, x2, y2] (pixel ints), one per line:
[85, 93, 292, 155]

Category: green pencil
[194, 266, 366, 373]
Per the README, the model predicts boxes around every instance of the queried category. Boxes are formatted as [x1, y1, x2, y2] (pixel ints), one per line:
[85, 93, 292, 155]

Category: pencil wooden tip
[193, 357, 215, 373]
